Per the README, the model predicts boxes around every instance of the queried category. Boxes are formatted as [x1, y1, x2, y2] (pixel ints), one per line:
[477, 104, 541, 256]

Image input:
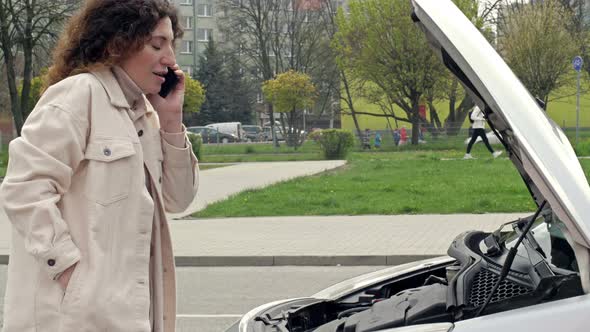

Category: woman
[464, 105, 503, 159]
[0, 1, 198, 331]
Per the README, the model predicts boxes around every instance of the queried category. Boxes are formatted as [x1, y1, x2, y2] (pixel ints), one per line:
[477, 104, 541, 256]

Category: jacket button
[138, 130, 143, 137]
[103, 148, 111, 156]
[47, 259, 56, 266]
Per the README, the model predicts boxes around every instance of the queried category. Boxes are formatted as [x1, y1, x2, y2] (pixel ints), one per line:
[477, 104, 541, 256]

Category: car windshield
[243, 126, 258, 133]
[188, 127, 204, 134]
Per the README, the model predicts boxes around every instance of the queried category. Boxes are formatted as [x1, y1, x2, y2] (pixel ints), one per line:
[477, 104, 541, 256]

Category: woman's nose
[162, 46, 176, 67]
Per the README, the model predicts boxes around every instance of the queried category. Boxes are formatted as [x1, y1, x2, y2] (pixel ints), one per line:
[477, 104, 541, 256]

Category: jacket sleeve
[471, 107, 485, 121]
[160, 126, 199, 213]
[0, 102, 88, 280]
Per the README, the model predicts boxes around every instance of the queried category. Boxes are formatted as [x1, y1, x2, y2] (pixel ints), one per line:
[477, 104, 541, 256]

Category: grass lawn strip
[194, 150, 588, 218]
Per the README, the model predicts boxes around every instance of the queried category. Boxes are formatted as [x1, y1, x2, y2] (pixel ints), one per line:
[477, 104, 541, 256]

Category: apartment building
[170, 0, 221, 77]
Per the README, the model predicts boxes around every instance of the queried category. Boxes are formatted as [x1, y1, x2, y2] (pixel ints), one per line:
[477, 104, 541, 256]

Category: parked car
[242, 125, 264, 142]
[227, 1, 590, 331]
[205, 122, 246, 141]
[187, 126, 239, 144]
[262, 126, 284, 141]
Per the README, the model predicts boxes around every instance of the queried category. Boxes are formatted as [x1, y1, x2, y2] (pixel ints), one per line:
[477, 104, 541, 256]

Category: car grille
[469, 269, 532, 307]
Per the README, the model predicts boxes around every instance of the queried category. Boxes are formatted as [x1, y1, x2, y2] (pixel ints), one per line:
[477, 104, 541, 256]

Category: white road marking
[177, 314, 243, 318]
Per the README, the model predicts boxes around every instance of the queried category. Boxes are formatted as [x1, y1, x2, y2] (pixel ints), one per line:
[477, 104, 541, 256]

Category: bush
[309, 129, 354, 160]
[187, 132, 203, 161]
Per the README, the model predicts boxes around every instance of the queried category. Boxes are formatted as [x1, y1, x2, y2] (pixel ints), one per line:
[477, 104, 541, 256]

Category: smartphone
[158, 67, 179, 98]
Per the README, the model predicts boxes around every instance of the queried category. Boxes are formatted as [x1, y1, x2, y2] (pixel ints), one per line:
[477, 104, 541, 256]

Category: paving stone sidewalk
[0, 160, 531, 266]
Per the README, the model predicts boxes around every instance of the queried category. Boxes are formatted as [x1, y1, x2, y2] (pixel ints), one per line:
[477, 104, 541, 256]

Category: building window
[180, 0, 193, 5]
[182, 16, 193, 29]
[197, 28, 213, 42]
[181, 40, 193, 54]
[197, 4, 213, 17]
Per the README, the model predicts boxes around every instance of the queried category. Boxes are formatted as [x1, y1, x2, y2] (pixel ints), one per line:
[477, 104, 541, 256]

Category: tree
[17, 70, 43, 116]
[195, 38, 228, 125]
[334, 0, 446, 144]
[183, 76, 205, 114]
[0, 0, 80, 136]
[218, 0, 337, 145]
[224, 54, 256, 124]
[499, 0, 579, 106]
[435, 0, 489, 136]
[262, 70, 317, 147]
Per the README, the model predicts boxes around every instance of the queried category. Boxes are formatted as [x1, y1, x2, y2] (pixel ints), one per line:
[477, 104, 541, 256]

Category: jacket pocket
[60, 263, 83, 309]
[84, 138, 136, 205]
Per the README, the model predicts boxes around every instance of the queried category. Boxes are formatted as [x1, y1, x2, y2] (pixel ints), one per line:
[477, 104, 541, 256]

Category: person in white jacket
[464, 106, 503, 159]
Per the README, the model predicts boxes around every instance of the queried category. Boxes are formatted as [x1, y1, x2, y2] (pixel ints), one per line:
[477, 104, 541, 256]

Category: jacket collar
[90, 68, 132, 110]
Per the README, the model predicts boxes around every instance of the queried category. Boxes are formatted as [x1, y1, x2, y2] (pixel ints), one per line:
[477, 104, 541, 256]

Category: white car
[227, 1, 590, 331]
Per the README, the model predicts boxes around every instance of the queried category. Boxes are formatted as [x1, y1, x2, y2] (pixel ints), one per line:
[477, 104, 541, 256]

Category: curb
[1, 254, 439, 267]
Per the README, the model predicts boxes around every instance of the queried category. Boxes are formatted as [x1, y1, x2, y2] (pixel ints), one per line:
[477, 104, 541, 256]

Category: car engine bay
[253, 212, 584, 332]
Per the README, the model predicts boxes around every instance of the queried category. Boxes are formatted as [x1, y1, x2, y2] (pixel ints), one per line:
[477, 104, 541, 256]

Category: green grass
[202, 141, 320, 155]
[199, 164, 232, 170]
[194, 150, 590, 218]
[199, 141, 323, 162]
[341, 86, 590, 131]
[202, 153, 324, 163]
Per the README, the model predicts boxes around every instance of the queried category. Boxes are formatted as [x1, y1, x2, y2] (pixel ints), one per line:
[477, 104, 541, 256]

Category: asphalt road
[0, 265, 387, 332]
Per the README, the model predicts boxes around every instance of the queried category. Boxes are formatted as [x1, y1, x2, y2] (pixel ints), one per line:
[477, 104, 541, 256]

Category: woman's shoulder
[38, 73, 106, 112]
[44, 73, 102, 98]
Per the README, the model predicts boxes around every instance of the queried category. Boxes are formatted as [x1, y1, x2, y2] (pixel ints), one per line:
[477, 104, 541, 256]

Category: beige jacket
[0, 68, 198, 332]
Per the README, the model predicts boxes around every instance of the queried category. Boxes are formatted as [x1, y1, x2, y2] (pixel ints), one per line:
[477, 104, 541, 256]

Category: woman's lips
[155, 73, 166, 83]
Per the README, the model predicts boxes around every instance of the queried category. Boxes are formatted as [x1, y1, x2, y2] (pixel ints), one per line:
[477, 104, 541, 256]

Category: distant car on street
[187, 126, 239, 144]
[262, 126, 284, 141]
[205, 122, 246, 141]
[242, 125, 264, 142]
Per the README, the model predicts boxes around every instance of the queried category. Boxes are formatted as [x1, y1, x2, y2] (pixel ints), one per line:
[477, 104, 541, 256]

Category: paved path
[169, 160, 347, 219]
[168, 213, 530, 266]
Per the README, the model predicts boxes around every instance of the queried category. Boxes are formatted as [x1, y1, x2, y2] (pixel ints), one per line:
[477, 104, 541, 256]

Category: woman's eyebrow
[151, 36, 168, 42]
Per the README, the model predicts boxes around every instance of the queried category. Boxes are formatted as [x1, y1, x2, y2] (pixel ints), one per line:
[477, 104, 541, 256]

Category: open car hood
[411, 0, 590, 288]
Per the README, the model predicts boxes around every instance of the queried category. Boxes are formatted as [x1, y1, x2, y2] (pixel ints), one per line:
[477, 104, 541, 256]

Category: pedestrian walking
[464, 106, 503, 159]
[362, 128, 372, 149]
[393, 129, 401, 146]
[399, 126, 408, 145]
[374, 132, 382, 148]
[0, 1, 198, 331]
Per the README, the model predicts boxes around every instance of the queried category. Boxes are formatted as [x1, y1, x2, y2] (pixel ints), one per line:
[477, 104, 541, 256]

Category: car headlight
[378, 323, 453, 332]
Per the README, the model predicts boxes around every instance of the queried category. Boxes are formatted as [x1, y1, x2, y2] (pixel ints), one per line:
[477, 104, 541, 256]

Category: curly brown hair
[44, 0, 184, 90]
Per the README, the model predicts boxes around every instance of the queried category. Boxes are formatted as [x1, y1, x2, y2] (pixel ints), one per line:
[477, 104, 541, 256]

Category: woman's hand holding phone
[147, 64, 185, 133]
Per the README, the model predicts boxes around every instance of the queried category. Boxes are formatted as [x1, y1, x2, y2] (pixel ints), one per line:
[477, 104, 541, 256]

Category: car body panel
[312, 257, 454, 300]
[453, 293, 590, 331]
[411, 0, 590, 289]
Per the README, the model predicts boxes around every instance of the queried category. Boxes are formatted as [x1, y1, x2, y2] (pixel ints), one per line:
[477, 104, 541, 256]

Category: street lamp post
[573, 55, 583, 146]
